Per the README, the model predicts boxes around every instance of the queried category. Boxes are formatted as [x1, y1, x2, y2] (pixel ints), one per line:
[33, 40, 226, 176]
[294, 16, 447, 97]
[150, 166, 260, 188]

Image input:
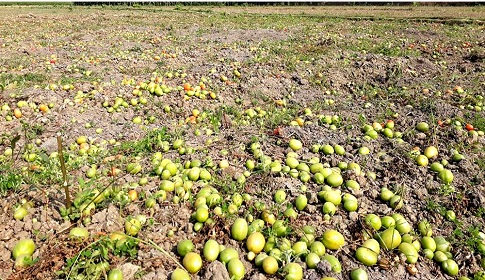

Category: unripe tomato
[124, 218, 141, 236]
[227, 258, 245, 280]
[203, 239, 220, 261]
[441, 259, 459, 276]
[170, 268, 190, 280]
[183, 252, 202, 274]
[350, 268, 368, 280]
[12, 239, 36, 259]
[322, 230, 345, 250]
[262, 255, 279, 274]
[231, 218, 248, 241]
[177, 240, 194, 257]
[378, 228, 401, 250]
[306, 252, 320, 269]
[108, 269, 124, 280]
[219, 247, 239, 265]
[247, 232, 266, 254]
[284, 262, 303, 280]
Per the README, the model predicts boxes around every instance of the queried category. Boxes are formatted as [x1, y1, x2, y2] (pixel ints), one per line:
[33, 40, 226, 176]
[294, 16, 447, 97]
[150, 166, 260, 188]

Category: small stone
[117, 262, 140, 280]
[249, 273, 267, 280]
[33, 221, 41, 231]
[202, 261, 230, 280]
[349, 211, 359, 222]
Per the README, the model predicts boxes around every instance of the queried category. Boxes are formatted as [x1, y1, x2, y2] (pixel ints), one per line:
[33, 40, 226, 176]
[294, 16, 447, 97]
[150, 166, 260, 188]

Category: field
[0, 4, 485, 280]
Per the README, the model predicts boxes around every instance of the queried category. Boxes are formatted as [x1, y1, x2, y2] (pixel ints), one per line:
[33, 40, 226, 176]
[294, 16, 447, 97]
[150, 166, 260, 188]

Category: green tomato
[262, 256, 279, 275]
[322, 190, 341, 205]
[247, 231, 266, 254]
[433, 251, 448, 263]
[442, 259, 459, 276]
[231, 218, 248, 241]
[355, 247, 378, 266]
[195, 207, 209, 223]
[289, 139, 303, 151]
[12, 239, 36, 259]
[274, 189, 286, 204]
[284, 207, 298, 219]
[321, 254, 341, 273]
[434, 236, 451, 252]
[108, 269, 124, 280]
[321, 229, 345, 250]
[438, 169, 454, 184]
[310, 241, 326, 257]
[272, 220, 287, 237]
[69, 227, 89, 241]
[334, 144, 345, 155]
[343, 199, 358, 212]
[392, 213, 411, 234]
[326, 173, 343, 187]
[219, 247, 239, 265]
[295, 194, 307, 211]
[421, 236, 436, 251]
[14, 207, 28, 221]
[350, 268, 369, 280]
[203, 239, 220, 261]
[389, 195, 403, 210]
[302, 225, 315, 235]
[292, 241, 308, 258]
[177, 239, 194, 257]
[430, 162, 444, 172]
[306, 252, 320, 269]
[183, 252, 202, 274]
[254, 252, 268, 267]
[362, 239, 380, 254]
[380, 216, 396, 229]
[321, 144, 334, 155]
[418, 220, 433, 236]
[284, 262, 303, 280]
[345, 179, 360, 190]
[398, 242, 419, 264]
[170, 268, 190, 280]
[423, 248, 434, 259]
[377, 228, 401, 250]
[380, 187, 394, 202]
[364, 214, 382, 231]
[416, 122, 429, 132]
[227, 258, 245, 280]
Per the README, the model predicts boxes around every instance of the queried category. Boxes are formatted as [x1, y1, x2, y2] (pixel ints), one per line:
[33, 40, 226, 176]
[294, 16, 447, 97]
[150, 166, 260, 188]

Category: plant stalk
[57, 136, 71, 209]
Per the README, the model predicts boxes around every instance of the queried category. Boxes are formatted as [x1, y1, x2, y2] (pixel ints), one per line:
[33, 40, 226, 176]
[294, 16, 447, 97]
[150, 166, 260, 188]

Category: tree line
[72, 2, 482, 7]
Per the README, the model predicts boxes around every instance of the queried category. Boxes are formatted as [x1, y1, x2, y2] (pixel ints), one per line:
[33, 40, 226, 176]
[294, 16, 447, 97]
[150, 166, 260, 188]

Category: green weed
[0, 163, 23, 196]
[115, 127, 170, 156]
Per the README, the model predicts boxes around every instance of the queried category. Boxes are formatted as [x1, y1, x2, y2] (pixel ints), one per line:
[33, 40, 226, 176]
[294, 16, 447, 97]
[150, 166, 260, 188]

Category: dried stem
[57, 136, 71, 209]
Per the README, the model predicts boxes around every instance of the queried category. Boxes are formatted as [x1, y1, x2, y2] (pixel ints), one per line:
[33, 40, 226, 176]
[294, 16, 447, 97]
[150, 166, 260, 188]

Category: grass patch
[0, 164, 23, 196]
[114, 127, 170, 156]
[0, 72, 47, 88]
